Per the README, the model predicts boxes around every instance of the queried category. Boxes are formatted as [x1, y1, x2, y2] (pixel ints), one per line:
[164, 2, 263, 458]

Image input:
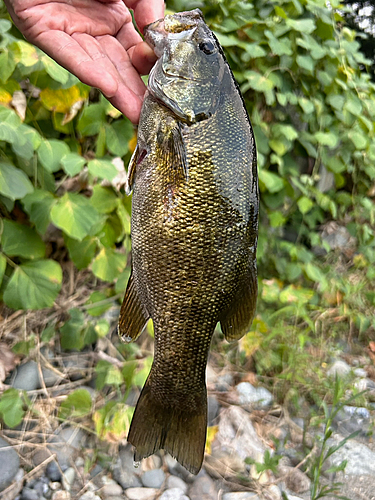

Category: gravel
[0, 436, 21, 491]
[141, 468, 165, 488]
[11, 360, 40, 391]
[236, 382, 273, 407]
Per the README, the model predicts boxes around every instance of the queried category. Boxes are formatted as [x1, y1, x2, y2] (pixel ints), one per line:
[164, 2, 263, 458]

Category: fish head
[144, 9, 226, 124]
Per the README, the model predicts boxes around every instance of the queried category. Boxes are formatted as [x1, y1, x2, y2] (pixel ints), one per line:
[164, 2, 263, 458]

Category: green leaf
[65, 235, 97, 269]
[0, 50, 16, 82]
[87, 159, 118, 181]
[0, 389, 26, 427]
[0, 162, 34, 200]
[297, 196, 314, 214]
[22, 190, 56, 235]
[0, 254, 6, 288]
[51, 192, 100, 241]
[11, 124, 42, 160]
[296, 55, 314, 72]
[91, 247, 127, 282]
[134, 356, 153, 387]
[91, 186, 118, 214]
[85, 291, 111, 317]
[60, 308, 85, 350]
[348, 130, 368, 150]
[1, 220, 45, 259]
[38, 139, 70, 173]
[327, 95, 345, 111]
[61, 153, 86, 177]
[259, 170, 284, 193]
[42, 55, 69, 84]
[287, 18, 316, 34]
[314, 132, 339, 148]
[95, 360, 123, 390]
[243, 70, 274, 92]
[3, 259, 62, 310]
[105, 120, 134, 157]
[265, 31, 293, 56]
[298, 97, 314, 114]
[59, 389, 92, 419]
[77, 103, 106, 136]
[116, 199, 131, 234]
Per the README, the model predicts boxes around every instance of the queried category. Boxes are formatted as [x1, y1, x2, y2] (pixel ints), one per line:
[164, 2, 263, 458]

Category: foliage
[0, 0, 374, 492]
[0, 2, 134, 310]
[309, 377, 365, 500]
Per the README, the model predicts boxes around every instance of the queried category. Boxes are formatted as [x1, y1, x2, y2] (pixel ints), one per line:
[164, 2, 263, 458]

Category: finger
[115, 17, 143, 51]
[97, 35, 146, 98]
[35, 30, 118, 96]
[124, 0, 165, 33]
[128, 41, 157, 75]
[98, 35, 146, 123]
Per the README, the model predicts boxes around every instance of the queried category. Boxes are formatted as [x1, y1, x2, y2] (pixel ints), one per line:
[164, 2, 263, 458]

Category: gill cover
[144, 9, 226, 123]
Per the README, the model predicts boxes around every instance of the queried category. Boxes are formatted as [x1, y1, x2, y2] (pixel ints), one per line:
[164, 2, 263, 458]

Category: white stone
[125, 487, 158, 500]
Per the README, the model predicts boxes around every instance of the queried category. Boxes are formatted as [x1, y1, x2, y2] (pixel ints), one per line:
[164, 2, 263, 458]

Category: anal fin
[118, 272, 149, 343]
[220, 266, 258, 341]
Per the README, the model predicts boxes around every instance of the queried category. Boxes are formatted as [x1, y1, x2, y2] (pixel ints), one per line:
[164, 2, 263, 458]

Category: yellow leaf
[0, 88, 12, 107]
[239, 330, 263, 357]
[40, 86, 83, 113]
[16, 41, 39, 67]
[128, 134, 137, 154]
[205, 425, 218, 455]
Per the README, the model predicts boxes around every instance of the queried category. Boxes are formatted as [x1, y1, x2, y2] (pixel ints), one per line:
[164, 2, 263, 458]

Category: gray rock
[48, 426, 87, 468]
[166, 475, 188, 493]
[279, 466, 310, 494]
[51, 492, 71, 500]
[207, 395, 220, 426]
[333, 405, 371, 437]
[328, 436, 375, 475]
[283, 496, 303, 500]
[125, 487, 158, 499]
[222, 493, 259, 500]
[354, 368, 367, 378]
[78, 492, 101, 500]
[236, 382, 273, 407]
[189, 473, 217, 500]
[322, 225, 351, 250]
[163, 455, 195, 482]
[211, 406, 266, 470]
[141, 468, 165, 488]
[11, 361, 40, 391]
[33, 479, 49, 497]
[41, 366, 61, 387]
[0, 436, 20, 491]
[159, 488, 190, 500]
[327, 360, 351, 378]
[21, 488, 39, 500]
[46, 462, 62, 482]
[216, 373, 233, 392]
[112, 447, 142, 489]
[101, 482, 123, 496]
[61, 467, 75, 491]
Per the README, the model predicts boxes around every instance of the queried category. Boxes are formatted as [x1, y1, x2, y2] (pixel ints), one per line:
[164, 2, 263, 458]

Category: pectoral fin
[220, 266, 258, 341]
[118, 272, 149, 343]
[161, 123, 188, 185]
[126, 145, 149, 195]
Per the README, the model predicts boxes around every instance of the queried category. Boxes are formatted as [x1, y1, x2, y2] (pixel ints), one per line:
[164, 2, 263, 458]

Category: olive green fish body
[118, 9, 258, 474]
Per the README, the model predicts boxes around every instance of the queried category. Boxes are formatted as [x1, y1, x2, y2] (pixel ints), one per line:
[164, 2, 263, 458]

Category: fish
[117, 8, 259, 475]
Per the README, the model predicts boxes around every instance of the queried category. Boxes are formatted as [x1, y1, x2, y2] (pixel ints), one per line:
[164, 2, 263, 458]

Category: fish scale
[118, 9, 258, 474]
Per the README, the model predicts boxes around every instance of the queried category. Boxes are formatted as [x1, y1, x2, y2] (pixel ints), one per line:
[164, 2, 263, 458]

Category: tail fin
[127, 375, 207, 474]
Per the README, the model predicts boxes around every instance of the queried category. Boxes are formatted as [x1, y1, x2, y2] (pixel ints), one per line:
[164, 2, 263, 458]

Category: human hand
[4, 0, 165, 123]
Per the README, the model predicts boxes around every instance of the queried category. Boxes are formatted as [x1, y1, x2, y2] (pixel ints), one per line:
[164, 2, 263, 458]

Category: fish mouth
[144, 9, 204, 56]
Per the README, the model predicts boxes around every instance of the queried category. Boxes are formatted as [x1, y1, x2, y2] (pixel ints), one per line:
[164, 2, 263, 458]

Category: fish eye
[198, 41, 215, 55]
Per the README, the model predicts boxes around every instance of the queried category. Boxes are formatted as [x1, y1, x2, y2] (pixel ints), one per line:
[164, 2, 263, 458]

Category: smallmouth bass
[118, 9, 259, 474]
